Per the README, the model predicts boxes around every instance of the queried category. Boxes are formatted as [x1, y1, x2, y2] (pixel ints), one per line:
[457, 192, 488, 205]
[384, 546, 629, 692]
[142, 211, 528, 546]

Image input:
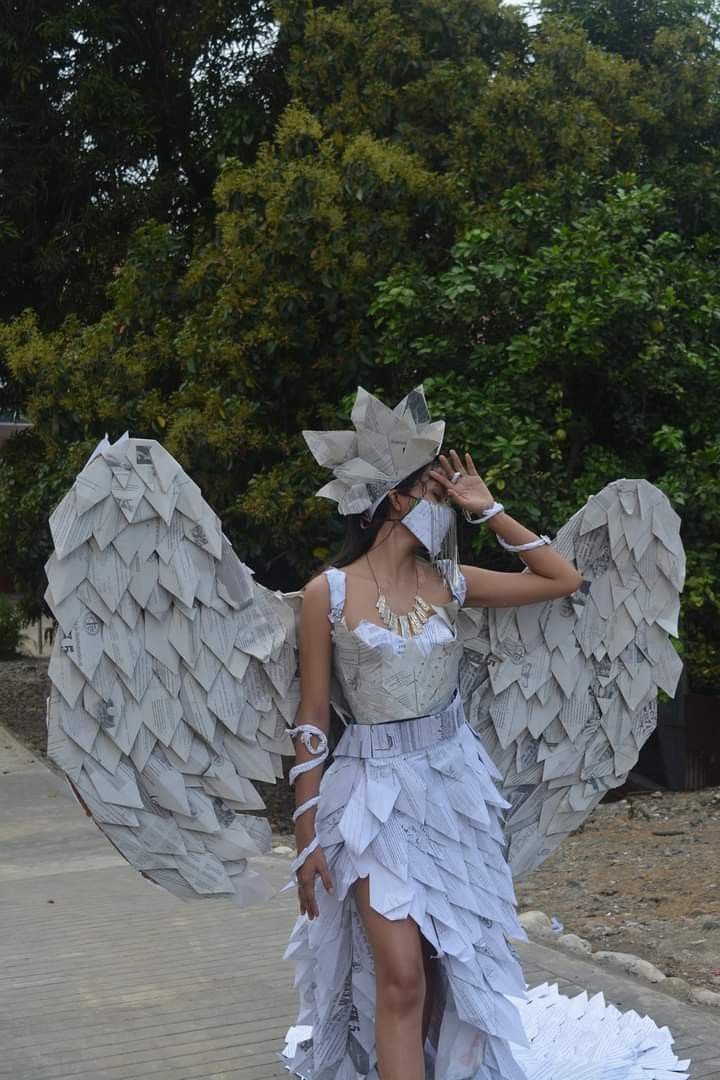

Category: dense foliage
[1, 0, 718, 690]
[0, 0, 285, 412]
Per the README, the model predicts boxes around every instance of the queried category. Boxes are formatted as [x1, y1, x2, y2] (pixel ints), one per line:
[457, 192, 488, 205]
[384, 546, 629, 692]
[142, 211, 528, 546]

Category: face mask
[401, 497, 454, 556]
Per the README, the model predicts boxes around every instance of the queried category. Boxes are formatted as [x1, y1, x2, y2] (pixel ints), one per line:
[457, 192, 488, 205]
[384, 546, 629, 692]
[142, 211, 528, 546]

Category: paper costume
[44, 386, 689, 1078]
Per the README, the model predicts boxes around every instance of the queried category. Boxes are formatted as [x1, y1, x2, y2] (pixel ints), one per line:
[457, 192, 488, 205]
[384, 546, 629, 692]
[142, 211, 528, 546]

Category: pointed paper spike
[302, 429, 358, 467]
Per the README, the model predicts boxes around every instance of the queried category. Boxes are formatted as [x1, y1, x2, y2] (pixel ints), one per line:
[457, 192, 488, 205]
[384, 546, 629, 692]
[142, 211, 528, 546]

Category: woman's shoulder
[303, 564, 349, 589]
[303, 567, 346, 625]
[303, 569, 333, 596]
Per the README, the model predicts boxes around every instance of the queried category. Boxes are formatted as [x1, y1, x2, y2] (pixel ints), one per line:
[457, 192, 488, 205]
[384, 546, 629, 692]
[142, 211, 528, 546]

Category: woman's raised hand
[429, 450, 496, 516]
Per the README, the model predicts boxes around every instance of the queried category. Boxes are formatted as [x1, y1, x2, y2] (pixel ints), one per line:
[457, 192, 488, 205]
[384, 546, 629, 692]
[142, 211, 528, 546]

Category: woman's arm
[461, 507, 583, 608]
[428, 449, 582, 608]
[293, 573, 333, 853]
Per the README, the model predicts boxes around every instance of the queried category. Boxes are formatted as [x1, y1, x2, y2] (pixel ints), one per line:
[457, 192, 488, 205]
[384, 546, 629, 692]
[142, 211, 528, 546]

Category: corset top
[325, 564, 466, 724]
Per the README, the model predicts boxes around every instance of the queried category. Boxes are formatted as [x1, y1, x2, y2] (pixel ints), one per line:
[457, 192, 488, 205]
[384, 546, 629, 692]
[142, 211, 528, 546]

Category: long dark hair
[321, 457, 439, 573]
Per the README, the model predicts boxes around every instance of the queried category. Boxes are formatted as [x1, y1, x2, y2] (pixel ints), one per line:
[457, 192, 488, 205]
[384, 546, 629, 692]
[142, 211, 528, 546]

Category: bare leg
[421, 931, 437, 1046]
[352, 875, 426, 1080]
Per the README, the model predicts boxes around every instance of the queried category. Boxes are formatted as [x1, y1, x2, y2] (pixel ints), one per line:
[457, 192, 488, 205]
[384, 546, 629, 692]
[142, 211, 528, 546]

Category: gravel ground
[3, 657, 718, 992]
[513, 789, 720, 992]
[0, 658, 51, 755]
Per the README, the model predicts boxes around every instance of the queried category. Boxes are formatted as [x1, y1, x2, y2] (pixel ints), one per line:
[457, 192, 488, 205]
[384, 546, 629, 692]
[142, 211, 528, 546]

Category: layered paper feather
[44, 433, 299, 906]
[457, 478, 685, 879]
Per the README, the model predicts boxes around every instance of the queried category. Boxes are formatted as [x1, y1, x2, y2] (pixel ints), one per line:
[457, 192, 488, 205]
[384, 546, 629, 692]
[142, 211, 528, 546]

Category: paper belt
[334, 690, 464, 759]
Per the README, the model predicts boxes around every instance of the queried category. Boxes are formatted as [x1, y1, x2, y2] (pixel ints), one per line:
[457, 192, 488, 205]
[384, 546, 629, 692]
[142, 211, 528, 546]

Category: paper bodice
[323, 565, 465, 723]
[330, 614, 463, 724]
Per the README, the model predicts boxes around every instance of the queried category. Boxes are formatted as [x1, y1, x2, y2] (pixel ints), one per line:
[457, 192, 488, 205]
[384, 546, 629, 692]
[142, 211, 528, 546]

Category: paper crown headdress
[303, 385, 445, 517]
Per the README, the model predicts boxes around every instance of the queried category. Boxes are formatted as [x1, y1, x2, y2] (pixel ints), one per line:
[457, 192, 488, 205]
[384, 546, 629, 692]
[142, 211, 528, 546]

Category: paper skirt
[278, 693, 690, 1080]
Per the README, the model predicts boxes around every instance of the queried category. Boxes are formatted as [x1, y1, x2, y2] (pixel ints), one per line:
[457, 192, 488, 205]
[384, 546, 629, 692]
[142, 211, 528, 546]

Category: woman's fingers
[298, 877, 317, 918]
[439, 450, 480, 476]
[428, 468, 452, 489]
[437, 453, 456, 479]
[320, 865, 335, 896]
[447, 448, 481, 479]
[302, 890, 317, 919]
[448, 448, 476, 482]
[298, 851, 335, 919]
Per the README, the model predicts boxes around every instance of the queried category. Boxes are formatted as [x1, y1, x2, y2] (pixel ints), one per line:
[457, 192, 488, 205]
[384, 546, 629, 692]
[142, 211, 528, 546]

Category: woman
[37, 395, 685, 1079]
[281, 385, 583, 1080]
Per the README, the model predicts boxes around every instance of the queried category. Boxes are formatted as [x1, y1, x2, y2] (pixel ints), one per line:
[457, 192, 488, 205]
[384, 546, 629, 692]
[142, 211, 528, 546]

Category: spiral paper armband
[279, 724, 329, 893]
[463, 500, 552, 554]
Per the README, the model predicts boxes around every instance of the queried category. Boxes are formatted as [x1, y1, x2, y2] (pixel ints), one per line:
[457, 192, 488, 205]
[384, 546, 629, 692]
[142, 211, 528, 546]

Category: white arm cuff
[496, 533, 552, 552]
[463, 500, 504, 524]
[281, 724, 329, 891]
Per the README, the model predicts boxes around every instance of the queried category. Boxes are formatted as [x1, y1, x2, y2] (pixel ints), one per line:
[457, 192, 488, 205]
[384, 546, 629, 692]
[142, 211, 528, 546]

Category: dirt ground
[1, 659, 51, 756]
[512, 791, 720, 991]
[3, 657, 719, 992]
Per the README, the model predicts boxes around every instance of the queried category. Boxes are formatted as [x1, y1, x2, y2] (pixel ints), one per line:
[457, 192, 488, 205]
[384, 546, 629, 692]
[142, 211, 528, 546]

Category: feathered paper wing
[44, 433, 301, 907]
[457, 478, 685, 880]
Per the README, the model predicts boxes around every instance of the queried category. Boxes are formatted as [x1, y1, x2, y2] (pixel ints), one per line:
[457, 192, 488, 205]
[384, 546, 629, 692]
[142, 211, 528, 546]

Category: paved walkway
[1, 725, 718, 1080]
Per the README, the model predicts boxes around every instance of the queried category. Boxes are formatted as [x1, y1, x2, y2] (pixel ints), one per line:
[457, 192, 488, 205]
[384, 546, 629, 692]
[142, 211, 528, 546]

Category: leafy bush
[0, 596, 24, 659]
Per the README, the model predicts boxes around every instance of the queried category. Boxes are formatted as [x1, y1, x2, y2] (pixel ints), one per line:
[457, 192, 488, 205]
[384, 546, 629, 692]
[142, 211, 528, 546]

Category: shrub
[0, 596, 24, 659]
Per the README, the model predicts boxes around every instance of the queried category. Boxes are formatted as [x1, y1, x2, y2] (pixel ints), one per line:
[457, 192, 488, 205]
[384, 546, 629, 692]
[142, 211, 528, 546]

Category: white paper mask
[401, 498, 454, 556]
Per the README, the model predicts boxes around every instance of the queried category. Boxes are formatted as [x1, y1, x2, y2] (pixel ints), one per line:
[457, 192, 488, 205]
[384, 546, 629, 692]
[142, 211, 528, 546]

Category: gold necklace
[365, 554, 434, 638]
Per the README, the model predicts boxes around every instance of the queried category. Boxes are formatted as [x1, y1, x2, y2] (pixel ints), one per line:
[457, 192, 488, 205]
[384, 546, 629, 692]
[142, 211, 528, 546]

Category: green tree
[532, 0, 720, 61]
[0, 0, 283, 330]
[2, 0, 720, 689]
[369, 175, 720, 690]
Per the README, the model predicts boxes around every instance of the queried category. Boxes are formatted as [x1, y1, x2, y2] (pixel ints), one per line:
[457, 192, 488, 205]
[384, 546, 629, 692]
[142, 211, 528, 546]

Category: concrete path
[1, 725, 718, 1080]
